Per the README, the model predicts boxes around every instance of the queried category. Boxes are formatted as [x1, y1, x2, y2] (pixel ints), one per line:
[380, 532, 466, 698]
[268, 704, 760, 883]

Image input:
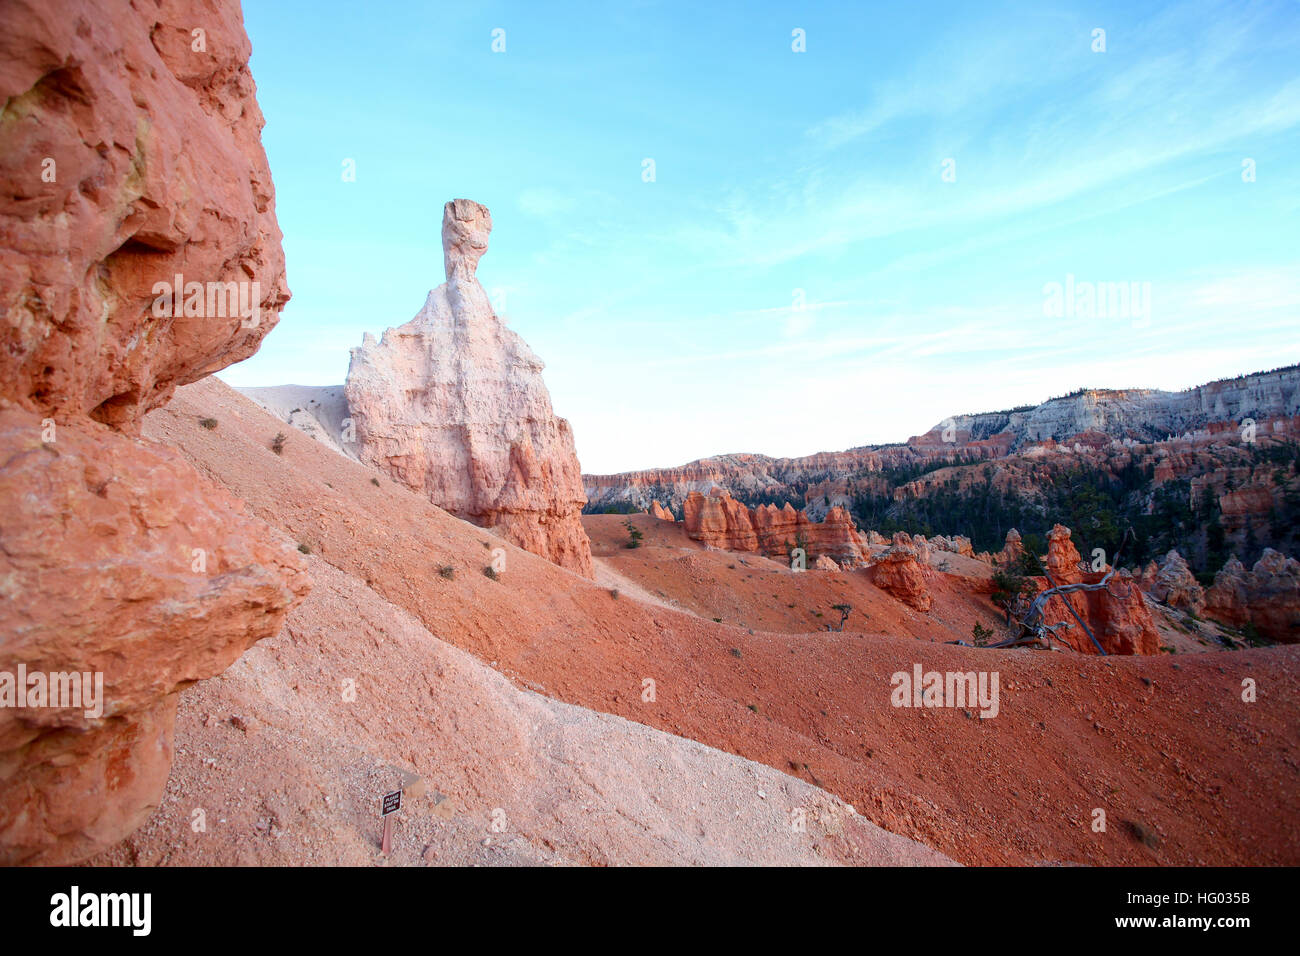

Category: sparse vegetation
[271, 432, 287, 455]
[624, 519, 643, 549]
[483, 565, 499, 581]
[370, 477, 380, 487]
[991, 566, 1035, 615]
[438, 565, 455, 579]
[610, 588, 620, 599]
[972, 622, 994, 646]
[198, 417, 218, 430]
[829, 603, 853, 631]
[297, 542, 311, 554]
[730, 647, 742, 658]
[582, 501, 640, 514]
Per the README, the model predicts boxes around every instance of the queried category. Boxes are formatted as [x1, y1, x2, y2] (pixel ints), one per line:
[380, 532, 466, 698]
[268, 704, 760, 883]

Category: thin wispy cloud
[230, 0, 1300, 473]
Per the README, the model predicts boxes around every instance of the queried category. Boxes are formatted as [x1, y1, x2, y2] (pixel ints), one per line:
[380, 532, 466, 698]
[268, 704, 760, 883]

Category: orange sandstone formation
[682, 490, 869, 567]
[1206, 551, 1300, 642]
[1036, 526, 1159, 655]
[0, 0, 308, 864]
[867, 544, 933, 611]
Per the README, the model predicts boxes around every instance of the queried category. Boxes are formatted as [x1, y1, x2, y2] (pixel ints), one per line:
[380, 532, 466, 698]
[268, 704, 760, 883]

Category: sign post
[381, 789, 401, 856]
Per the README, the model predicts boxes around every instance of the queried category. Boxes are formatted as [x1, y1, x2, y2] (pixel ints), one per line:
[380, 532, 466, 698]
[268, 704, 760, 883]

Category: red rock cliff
[0, 0, 308, 864]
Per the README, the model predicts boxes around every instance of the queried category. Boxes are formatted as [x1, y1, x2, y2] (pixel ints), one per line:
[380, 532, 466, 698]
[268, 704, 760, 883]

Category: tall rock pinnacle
[345, 200, 595, 577]
[442, 197, 492, 281]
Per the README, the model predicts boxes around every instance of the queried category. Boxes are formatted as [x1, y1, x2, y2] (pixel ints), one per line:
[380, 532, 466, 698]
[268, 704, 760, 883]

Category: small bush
[370, 477, 380, 487]
[729, 648, 742, 658]
[483, 565, 499, 581]
[438, 566, 455, 579]
[198, 417, 218, 430]
[297, 543, 311, 554]
[623, 519, 643, 549]
[972, 622, 994, 646]
[610, 588, 620, 599]
[270, 432, 287, 455]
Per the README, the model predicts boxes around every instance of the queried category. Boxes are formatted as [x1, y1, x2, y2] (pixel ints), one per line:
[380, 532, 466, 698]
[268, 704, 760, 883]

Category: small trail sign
[380, 789, 401, 856]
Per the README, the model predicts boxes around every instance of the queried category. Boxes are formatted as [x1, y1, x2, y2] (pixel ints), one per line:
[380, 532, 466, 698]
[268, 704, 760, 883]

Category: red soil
[139, 377, 1300, 866]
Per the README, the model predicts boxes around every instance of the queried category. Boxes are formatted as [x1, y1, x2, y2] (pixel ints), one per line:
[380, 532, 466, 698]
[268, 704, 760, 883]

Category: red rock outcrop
[930, 535, 975, 558]
[1044, 523, 1084, 584]
[0, 0, 290, 427]
[1037, 568, 1161, 655]
[345, 200, 594, 578]
[1143, 550, 1207, 615]
[996, 528, 1025, 566]
[650, 501, 674, 521]
[1206, 551, 1300, 642]
[867, 545, 933, 611]
[682, 491, 869, 567]
[682, 489, 758, 551]
[1034, 526, 1160, 655]
[0, 0, 308, 864]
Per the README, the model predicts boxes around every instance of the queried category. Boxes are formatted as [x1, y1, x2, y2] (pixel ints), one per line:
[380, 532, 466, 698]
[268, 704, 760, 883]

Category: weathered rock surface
[930, 535, 975, 558]
[682, 489, 757, 552]
[1038, 567, 1162, 656]
[867, 545, 933, 611]
[0, 0, 290, 428]
[1036, 526, 1160, 655]
[1206, 551, 1300, 642]
[345, 200, 593, 578]
[649, 500, 674, 521]
[682, 490, 869, 567]
[996, 528, 1024, 566]
[0, 0, 306, 864]
[1143, 550, 1207, 615]
[914, 368, 1300, 450]
[1044, 523, 1084, 585]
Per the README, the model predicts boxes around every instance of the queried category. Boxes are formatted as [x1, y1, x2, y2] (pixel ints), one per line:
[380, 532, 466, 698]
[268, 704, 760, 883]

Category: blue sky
[222, 0, 1300, 473]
